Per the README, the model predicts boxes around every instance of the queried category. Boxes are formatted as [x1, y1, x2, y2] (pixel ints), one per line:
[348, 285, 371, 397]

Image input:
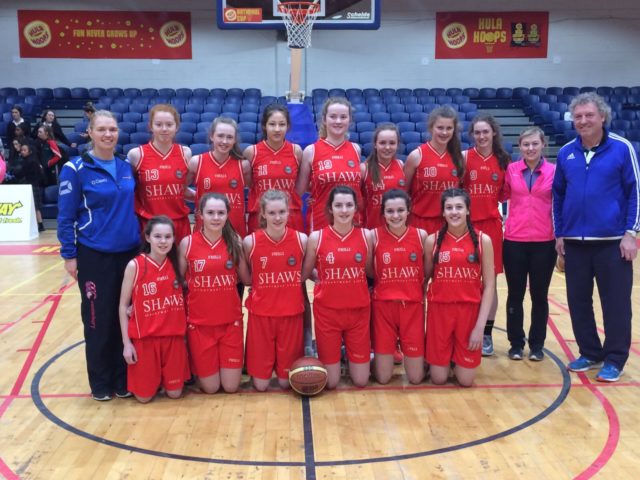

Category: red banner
[18, 10, 192, 59]
[435, 11, 548, 59]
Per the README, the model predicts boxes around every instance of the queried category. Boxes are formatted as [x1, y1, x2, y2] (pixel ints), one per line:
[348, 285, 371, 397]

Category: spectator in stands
[79, 102, 96, 140]
[0, 140, 5, 183]
[553, 92, 639, 382]
[33, 110, 76, 148]
[18, 141, 45, 232]
[36, 125, 63, 186]
[6, 105, 31, 144]
[503, 127, 556, 362]
[57, 110, 140, 401]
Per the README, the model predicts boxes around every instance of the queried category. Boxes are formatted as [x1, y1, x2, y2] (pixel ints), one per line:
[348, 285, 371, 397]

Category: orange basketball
[288, 356, 327, 396]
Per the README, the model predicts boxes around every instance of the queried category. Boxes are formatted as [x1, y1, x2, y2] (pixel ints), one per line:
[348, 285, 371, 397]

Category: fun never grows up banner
[435, 11, 548, 59]
[18, 10, 192, 59]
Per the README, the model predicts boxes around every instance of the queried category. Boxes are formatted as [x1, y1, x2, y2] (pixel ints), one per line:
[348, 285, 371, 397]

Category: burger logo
[23, 20, 51, 48]
[224, 9, 238, 22]
[160, 21, 187, 48]
[442, 22, 467, 49]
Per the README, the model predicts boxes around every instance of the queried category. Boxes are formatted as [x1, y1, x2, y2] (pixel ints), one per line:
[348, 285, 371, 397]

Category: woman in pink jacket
[503, 127, 556, 362]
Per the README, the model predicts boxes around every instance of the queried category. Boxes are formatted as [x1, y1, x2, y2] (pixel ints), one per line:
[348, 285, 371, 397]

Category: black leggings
[503, 239, 557, 350]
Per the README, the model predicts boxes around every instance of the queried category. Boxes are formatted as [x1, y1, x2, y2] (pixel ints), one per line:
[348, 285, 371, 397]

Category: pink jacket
[503, 159, 555, 242]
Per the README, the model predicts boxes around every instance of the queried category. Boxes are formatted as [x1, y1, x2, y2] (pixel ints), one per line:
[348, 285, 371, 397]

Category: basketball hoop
[278, 1, 320, 49]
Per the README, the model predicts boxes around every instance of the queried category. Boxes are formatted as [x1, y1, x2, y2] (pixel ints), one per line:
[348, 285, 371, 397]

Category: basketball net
[278, 1, 320, 101]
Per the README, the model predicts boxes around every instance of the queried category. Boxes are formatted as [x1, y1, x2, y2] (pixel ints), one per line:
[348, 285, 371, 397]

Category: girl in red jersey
[243, 189, 308, 390]
[302, 185, 372, 389]
[461, 114, 510, 357]
[297, 97, 363, 232]
[179, 193, 250, 394]
[187, 117, 251, 237]
[404, 106, 464, 235]
[128, 104, 193, 243]
[360, 123, 406, 229]
[244, 104, 304, 233]
[371, 189, 427, 384]
[424, 188, 495, 387]
[119, 216, 190, 403]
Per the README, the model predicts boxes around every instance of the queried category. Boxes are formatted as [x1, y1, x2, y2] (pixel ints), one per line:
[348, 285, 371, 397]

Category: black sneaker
[92, 393, 113, 402]
[528, 350, 544, 362]
[115, 390, 133, 398]
[508, 347, 523, 360]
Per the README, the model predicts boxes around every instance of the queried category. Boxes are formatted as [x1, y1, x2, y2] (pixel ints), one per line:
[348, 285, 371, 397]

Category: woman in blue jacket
[57, 110, 140, 401]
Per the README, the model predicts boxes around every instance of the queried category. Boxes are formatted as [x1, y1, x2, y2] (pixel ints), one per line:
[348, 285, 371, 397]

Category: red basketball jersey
[427, 230, 483, 304]
[185, 231, 241, 326]
[246, 228, 305, 316]
[372, 226, 424, 303]
[310, 139, 362, 231]
[194, 152, 247, 236]
[313, 226, 370, 309]
[462, 148, 505, 221]
[362, 159, 406, 228]
[128, 254, 186, 339]
[134, 143, 189, 220]
[248, 140, 302, 214]
[409, 143, 460, 219]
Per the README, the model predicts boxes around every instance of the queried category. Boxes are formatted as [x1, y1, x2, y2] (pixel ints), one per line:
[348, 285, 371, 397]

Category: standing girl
[302, 186, 372, 389]
[404, 106, 464, 234]
[119, 216, 190, 403]
[57, 110, 140, 401]
[128, 104, 193, 243]
[503, 127, 556, 361]
[244, 104, 304, 233]
[179, 193, 250, 394]
[187, 117, 250, 237]
[461, 114, 510, 356]
[361, 123, 406, 229]
[371, 189, 427, 384]
[424, 188, 495, 387]
[243, 190, 308, 390]
[36, 124, 63, 187]
[297, 97, 363, 231]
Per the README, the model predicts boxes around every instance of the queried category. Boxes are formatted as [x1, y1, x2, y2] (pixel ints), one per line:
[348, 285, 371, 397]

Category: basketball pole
[289, 47, 304, 102]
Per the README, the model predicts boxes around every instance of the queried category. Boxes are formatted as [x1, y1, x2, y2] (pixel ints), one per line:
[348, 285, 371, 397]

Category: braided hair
[433, 188, 479, 264]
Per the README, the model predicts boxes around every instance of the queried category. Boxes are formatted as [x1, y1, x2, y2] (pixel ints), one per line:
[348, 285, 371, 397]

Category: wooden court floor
[0, 231, 639, 480]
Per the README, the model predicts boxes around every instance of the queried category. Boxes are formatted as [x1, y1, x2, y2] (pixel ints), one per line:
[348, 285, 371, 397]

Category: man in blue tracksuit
[553, 92, 639, 382]
[58, 111, 140, 400]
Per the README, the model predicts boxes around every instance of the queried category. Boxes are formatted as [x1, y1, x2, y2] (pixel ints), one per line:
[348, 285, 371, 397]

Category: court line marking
[301, 397, 317, 480]
[30, 339, 570, 470]
[0, 261, 63, 296]
[547, 312, 620, 480]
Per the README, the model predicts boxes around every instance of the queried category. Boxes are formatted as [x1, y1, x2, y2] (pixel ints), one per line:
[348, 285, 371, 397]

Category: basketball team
[56, 92, 638, 402]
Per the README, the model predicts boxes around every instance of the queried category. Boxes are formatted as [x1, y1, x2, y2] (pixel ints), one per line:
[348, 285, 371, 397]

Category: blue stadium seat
[352, 103, 368, 114]
[175, 131, 193, 144]
[557, 94, 573, 104]
[17, 87, 35, 97]
[405, 142, 422, 154]
[238, 121, 258, 133]
[479, 88, 496, 99]
[129, 103, 148, 114]
[563, 87, 580, 96]
[70, 87, 89, 99]
[118, 121, 136, 134]
[496, 88, 513, 99]
[180, 121, 197, 133]
[415, 122, 428, 133]
[346, 88, 363, 98]
[187, 97, 205, 106]
[181, 112, 200, 124]
[619, 110, 636, 121]
[418, 96, 436, 105]
[429, 88, 446, 97]
[453, 95, 470, 105]
[141, 88, 158, 98]
[185, 104, 204, 114]
[220, 112, 239, 121]
[175, 88, 192, 99]
[401, 96, 418, 105]
[410, 112, 428, 123]
[459, 102, 478, 113]
[221, 103, 241, 113]
[239, 131, 255, 143]
[53, 87, 71, 99]
[239, 112, 258, 123]
[546, 87, 563, 96]
[400, 131, 421, 144]
[130, 132, 151, 144]
[132, 96, 150, 105]
[354, 112, 372, 123]
[446, 88, 463, 97]
[114, 96, 132, 106]
[436, 95, 453, 104]
[244, 88, 261, 98]
[203, 104, 222, 114]
[462, 88, 480, 99]
[413, 88, 430, 97]
[511, 87, 528, 99]
[85, 87, 105, 99]
[35, 88, 53, 99]
[528, 87, 545, 97]
[549, 102, 569, 115]
[580, 86, 596, 93]
[629, 86, 640, 96]
[190, 143, 210, 155]
[123, 144, 139, 155]
[384, 96, 401, 105]
[387, 104, 405, 114]
[405, 104, 423, 114]
[361, 142, 374, 156]
[358, 131, 374, 144]
[368, 103, 385, 114]
[193, 131, 209, 143]
[110, 103, 129, 114]
[396, 121, 415, 133]
[390, 112, 410, 123]
[123, 88, 141, 98]
[210, 88, 227, 98]
[122, 112, 142, 123]
[116, 132, 131, 145]
[596, 86, 613, 97]
[380, 88, 396, 98]
[363, 88, 380, 97]
[104, 88, 123, 98]
[241, 104, 260, 113]
[356, 121, 376, 133]
[159, 88, 176, 97]
[539, 94, 557, 104]
[611, 119, 631, 131]
[227, 88, 244, 97]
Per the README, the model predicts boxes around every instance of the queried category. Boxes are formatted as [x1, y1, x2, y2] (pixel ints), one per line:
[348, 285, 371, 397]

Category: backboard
[217, 0, 380, 30]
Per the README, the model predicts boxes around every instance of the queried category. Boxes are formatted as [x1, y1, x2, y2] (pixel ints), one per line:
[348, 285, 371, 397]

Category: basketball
[288, 356, 328, 396]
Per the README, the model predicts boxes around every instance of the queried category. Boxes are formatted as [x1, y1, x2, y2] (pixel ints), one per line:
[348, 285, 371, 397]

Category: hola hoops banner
[435, 11, 548, 59]
[18, 10, 192, 59]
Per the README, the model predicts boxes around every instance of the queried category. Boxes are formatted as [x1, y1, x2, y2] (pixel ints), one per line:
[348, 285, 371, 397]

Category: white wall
[1, 0, 639, 95]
